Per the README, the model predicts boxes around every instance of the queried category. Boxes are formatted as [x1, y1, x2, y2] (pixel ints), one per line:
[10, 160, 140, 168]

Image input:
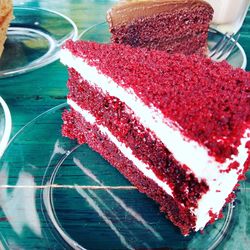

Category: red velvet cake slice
[60, 40, 250, 235]
[107, 0, 214, 55]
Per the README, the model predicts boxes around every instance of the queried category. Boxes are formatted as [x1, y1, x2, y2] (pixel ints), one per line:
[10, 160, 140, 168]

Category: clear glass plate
[0, 97, 11, 158]
[80, 22, 247, 69]
[0, 103, 248, 249]
[0, 7, 78, 78]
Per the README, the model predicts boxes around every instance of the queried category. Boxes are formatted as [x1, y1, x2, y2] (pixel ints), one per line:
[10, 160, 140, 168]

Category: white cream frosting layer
[61, 49, 250, 231]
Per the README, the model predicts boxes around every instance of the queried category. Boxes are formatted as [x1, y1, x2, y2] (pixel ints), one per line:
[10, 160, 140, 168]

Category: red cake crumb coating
[67, 68, 209, 208]
[63, 40, 250, 163]
[107, 0, 213, 55]
[208, 208, 224, 225]
[62, 108, 196, 235]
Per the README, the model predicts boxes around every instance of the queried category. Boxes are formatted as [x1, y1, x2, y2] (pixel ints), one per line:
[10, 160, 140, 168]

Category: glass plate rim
[0, 102, 240, 250]
[0, 96, 12, 158]
[0, 7, 78, 79]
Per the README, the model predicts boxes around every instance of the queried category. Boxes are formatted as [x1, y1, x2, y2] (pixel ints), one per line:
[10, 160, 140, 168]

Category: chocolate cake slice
[60, 40, 250, 235]
[107, 0, 213, 55]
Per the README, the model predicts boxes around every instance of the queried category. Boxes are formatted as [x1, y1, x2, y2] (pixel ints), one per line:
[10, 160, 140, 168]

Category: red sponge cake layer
[67, 68, 209, 209]
[60, 40, 250, 235]
[63, 108, 196, 235]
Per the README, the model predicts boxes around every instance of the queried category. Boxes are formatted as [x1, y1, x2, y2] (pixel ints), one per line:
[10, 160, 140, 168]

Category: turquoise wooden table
[0, 0, 250, 249]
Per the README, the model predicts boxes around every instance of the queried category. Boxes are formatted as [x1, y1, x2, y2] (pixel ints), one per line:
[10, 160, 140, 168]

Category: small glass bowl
[0, 7, 78, 78]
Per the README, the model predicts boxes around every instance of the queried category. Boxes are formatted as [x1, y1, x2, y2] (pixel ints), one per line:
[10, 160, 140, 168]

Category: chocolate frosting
[107, 0, 213, 28]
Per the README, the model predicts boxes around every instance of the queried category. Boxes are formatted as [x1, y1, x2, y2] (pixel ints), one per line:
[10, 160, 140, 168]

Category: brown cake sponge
[107, 0, 213, 55]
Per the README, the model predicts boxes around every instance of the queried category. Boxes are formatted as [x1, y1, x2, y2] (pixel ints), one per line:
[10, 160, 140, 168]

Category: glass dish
[80, 22, 247, 69]
[0, 96, 11, 158]
[0, 103, 248, 249]
[204, 0, 250, 33]
[0, 7, 78, 78]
